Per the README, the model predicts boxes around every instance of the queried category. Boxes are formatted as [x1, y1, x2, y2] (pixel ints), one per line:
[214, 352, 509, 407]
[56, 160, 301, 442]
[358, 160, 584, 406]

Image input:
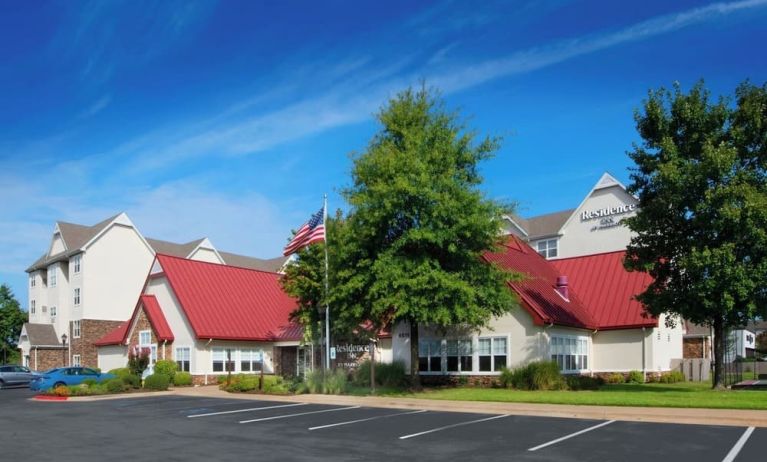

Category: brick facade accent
[30, 347, 67, 371]
[683, 337, 710, 359]
[273, 346, 297, 378]
[70, 319, 124, 368]
[126, 307, 174, 361]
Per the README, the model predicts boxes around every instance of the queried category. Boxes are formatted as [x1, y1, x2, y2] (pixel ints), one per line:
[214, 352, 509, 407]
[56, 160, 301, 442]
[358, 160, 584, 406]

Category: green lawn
[348, 382, 767, 410]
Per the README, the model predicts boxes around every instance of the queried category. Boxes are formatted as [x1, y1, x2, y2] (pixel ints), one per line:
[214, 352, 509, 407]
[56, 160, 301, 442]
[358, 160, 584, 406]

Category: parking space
[1, 391, 765, 461]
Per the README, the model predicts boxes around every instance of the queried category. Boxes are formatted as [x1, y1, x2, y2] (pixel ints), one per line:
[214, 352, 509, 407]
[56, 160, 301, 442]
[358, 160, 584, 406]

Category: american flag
[283, 206, 326, 256]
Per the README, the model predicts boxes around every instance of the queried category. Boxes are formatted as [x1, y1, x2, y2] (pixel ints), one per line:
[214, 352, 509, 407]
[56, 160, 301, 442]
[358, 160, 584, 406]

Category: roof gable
[94, 295, 174, 346]
[155, 254, 302, 341]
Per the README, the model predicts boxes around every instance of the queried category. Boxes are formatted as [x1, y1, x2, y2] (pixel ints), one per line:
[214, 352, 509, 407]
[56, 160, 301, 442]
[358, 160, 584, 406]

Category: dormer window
[536, 239, 558, 259]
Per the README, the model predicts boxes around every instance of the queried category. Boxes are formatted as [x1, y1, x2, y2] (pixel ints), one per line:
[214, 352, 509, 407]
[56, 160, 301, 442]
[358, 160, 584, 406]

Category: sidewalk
[174, 385, 767, 428]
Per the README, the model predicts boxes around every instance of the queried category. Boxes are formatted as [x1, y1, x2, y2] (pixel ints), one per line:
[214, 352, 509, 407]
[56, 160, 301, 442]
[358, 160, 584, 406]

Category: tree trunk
[410, 321, 421, 389]
[712, 317, 726, 390]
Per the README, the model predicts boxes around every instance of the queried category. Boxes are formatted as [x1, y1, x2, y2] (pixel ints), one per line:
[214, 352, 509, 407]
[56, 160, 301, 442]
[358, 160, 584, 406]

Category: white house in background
[96, 254, 306, 384]
[20, 212, 288, 371]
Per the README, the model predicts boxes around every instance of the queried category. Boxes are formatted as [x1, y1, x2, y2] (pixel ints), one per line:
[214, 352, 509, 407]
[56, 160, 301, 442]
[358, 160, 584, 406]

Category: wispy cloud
[78, 94, 112, 119]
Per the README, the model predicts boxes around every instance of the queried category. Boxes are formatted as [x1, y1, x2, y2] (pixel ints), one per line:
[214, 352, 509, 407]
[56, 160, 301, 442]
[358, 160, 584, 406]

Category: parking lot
[1, 388, 765, 461]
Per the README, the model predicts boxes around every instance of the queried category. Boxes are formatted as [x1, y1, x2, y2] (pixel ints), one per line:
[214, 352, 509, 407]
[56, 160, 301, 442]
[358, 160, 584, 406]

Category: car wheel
[53, 382, 66, 388]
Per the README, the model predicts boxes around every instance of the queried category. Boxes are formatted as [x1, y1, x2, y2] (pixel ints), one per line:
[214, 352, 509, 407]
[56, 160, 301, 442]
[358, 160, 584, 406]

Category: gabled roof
[551, 251, 657, 330]
[145, 238, 206, 258]
[504, 209, 575, 240]
[20, 323, 64, 347]
[94, 295, 174, 346]
[156, 254, 302, 341]
[484, 236, 597, 330]
[218, 251, 289, 273]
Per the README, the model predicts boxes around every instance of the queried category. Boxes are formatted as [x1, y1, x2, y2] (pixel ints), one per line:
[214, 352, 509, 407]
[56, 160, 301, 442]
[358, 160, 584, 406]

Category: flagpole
[323, 194, 331, 370]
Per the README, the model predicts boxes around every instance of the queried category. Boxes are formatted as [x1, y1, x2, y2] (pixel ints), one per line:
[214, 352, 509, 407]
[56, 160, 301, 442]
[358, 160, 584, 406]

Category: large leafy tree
[338, 87, 517, 384]
[0, 283, 27, 364]
[624, 80, 767, 389]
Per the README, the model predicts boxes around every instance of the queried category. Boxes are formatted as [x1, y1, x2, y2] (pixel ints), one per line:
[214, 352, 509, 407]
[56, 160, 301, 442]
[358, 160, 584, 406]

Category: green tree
[339, 87, 517, 385]
[0, 284, 27, 364]
[624, 80, 767, 389]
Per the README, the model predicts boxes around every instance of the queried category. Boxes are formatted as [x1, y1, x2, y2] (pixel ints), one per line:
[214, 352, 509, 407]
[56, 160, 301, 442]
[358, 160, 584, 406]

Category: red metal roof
[483, 236, 597, 330]
[94, 295, 174, 346]
[551, 251, 657, 330]
[156, 254, 302, 342]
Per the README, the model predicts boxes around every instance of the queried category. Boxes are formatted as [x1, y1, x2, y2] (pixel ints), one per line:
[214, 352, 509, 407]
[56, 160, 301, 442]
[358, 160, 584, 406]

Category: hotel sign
[581, 203, 637, 221]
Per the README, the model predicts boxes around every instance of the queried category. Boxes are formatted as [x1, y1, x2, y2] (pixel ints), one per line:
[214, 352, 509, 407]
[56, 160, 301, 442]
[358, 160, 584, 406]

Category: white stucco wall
[188, 247, 223, 264]
[556, 185, 638, 259]
[98, 345, 127, 371]
[82, 224, 154, 321]
[592, 328, 647, 372]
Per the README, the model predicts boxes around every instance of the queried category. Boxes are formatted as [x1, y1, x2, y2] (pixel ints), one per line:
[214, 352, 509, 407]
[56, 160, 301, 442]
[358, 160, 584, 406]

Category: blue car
[29, 367, 116, 392]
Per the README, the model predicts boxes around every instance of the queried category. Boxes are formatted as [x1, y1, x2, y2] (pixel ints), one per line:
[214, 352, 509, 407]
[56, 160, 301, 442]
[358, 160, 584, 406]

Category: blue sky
[1, 0, 766, 308]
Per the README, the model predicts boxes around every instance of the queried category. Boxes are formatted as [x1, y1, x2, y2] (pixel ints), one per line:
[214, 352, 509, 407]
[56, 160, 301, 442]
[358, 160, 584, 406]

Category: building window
[73, 288, 81, 306]
[50, 306, 57, 323]
[212, 348, 235, 372]
[73, 355, 81, 366]
[446, 340, 472, 372]
[73, 320, 81, 338]
[536, 239, 558, 259]
[48, 266, 57, 287]
[42, 305, 47, 313]
[478, 337, 508, 372]
[240, 349, 263, 372]
[175, 347, 191, 372]
[418, 339, 443, 373]
[30, 300, 36, 314]
[30, 274, 35, 288]
[139, 330, 151, 345]
[550, 336, 588, 372]
[73, 255, 81, 274]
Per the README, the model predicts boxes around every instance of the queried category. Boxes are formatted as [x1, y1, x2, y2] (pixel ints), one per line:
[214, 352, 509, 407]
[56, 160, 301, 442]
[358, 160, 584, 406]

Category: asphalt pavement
[1, 388, 765, 461]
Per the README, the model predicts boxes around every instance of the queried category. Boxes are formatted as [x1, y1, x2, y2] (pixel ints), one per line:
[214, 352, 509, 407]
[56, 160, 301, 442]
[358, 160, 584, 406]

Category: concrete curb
[29, 390, 175, 402]
[172, 386, 767, 428]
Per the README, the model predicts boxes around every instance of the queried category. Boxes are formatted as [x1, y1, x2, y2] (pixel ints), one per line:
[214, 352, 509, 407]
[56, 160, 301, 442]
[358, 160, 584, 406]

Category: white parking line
[239, 406, 361, 424]
[722, 427, 755, 462]
[398, 414, 510, 440]
[187, 402, 308, 418]
[309, 409, 427, 431]
[527, 420, 615, 452]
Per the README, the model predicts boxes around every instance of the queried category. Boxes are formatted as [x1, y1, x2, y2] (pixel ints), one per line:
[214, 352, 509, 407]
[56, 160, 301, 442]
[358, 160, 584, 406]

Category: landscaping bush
[499, 361, 565, 390]
[173, 372, 193, 386]
[143, 373, 170, 391]
[51, 385, 70, 397]
[659, 370, 685, 384]
[627, 370, 644, 384]
[106, 378, 126, 393]
[353, 360, 407, 388]
[109, 368, 141, 389]
[154, 359, 177, 383]
[325, 369, 348, 394]
[299, 369, 348, 394]
[604, 373, 626, 384]
[83, 378, 98, 387]
[128, 347, 151, 377]
[565, 375, 603, 390]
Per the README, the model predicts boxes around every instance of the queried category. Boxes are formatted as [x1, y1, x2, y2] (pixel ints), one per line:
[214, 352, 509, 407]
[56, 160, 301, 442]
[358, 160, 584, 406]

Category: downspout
[543, 322, 554, 362]
[642, 327, 647, 382]
[34, 347, 38, 371]
[162, 340, 167, 360]
[590, 329, 598, 377]
[204, 338, 213, 385]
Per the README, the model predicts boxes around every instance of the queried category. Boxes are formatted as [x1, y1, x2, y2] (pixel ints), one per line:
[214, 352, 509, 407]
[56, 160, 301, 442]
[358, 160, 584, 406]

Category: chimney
[556, 275, 569, 300]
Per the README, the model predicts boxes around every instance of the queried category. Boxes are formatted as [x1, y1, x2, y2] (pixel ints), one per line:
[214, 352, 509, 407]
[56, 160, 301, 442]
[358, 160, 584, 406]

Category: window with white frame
[30, 300, 36, 314]
[446, 339, 472, 372]
[50, 306, 57, 323]
[73, 355, 81, 366]
[240, 349, 263, 372]
[536, 239, 558, 259]
[139, 330, 151, 345]
[30, 274, 35, 288]
[418, 339, 443, 372]
[73, 255, 81, 274]
[212, 348, 225, 372]
[48, 266, 57, 287]
[73, 288, 81, 306]
[478, 336, 508, 372]
[550, 336, 588, 372]
[175, 347, 191, 372]
[73, 320, 81, 338]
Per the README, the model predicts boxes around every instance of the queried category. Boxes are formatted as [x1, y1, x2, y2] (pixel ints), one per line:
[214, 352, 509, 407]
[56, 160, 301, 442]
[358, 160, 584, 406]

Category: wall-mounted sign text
[581, 203, 637, 221]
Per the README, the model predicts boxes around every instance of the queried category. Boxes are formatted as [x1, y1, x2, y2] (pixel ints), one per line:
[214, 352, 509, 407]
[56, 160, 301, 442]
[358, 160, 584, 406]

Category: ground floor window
[212, 347, 262, 373]
[550, 336, 588, 372]
[73, 354, 81, 366]
[446, 340, 472, 372]
[175, 347, 191, 372]
[240, 349, 263, 372]
[418, 339, 442, 372]
[478, 336, 507, 372]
